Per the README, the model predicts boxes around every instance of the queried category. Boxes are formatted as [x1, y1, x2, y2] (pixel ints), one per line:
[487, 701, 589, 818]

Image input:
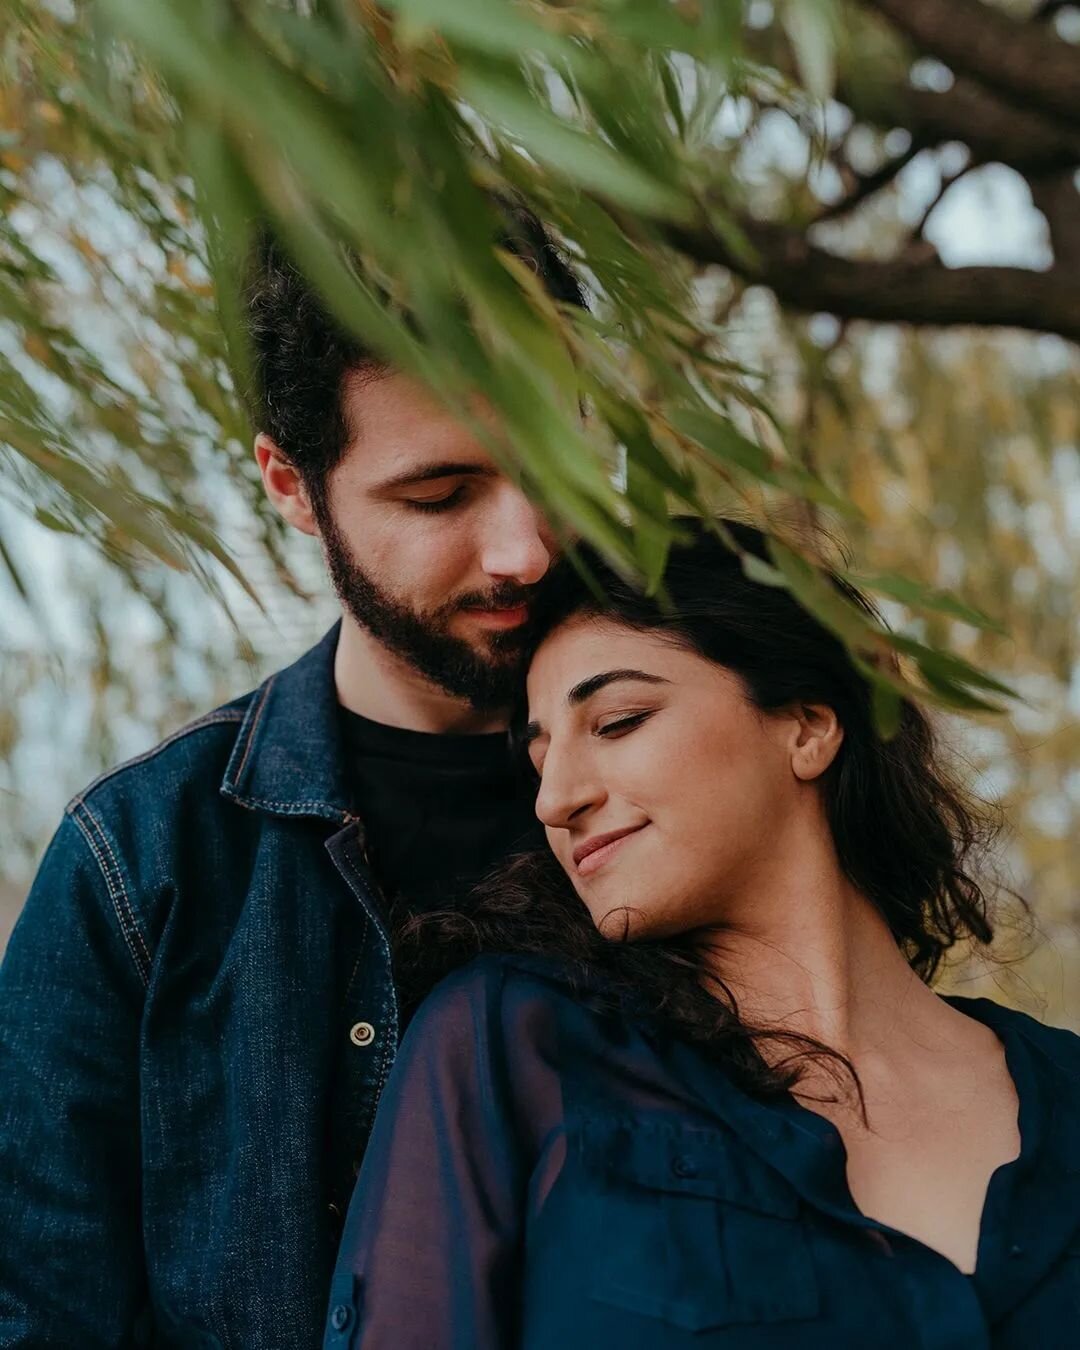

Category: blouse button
[329, 1303, 352, 1331]
[1008, 1243, 1025, 1259]
[349, 1021, 376, 1047]
[671, 1154, 699, 1179]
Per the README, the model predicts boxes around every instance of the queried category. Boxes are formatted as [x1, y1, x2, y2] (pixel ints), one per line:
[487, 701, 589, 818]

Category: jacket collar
[221, 622, 354, 824]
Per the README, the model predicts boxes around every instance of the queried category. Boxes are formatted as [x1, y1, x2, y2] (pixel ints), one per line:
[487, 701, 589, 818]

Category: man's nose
[479, 487, 556, 587]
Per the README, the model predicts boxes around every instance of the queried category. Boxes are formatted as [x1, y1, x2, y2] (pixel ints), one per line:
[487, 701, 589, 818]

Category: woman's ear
[790, 703, 844, 782]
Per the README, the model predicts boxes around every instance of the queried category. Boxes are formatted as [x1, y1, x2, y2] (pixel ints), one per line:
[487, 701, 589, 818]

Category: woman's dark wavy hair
[393, 517, 1006, 1102]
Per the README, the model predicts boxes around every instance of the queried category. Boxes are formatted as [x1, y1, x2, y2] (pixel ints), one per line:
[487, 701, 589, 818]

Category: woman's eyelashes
[595, 709, 655, 738]
[527, 709, 658, 779]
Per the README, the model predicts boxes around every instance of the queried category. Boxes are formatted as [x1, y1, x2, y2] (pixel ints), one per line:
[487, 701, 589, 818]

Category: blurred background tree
[1, 0, 1077, 1018]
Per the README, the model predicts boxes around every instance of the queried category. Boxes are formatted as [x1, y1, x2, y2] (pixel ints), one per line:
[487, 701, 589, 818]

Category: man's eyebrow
[522, 670, 670, 747]
[372, 461, 498, 493]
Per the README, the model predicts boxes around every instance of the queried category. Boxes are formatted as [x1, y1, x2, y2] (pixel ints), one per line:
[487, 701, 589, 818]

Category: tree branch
[1028, 169, 1080, 268]
[1033, 0, 1074, 20]
[829, 74, 1080, 230]
[815, 143, 920, 223]
[911, 161, 976, 240]
[666, 218, 1080, 340]
[898, 79, 1080, 170]
[748, 14, 1080, 169]
[858, 0, 1080, 127]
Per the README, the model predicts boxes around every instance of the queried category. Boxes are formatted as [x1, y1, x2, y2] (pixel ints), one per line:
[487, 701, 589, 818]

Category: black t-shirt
[339, 707, 543, 914]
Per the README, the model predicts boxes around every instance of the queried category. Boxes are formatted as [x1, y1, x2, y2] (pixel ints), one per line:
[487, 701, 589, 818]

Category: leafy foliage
[3, 0, 1045, 716]
[1, 0, 1078, 1014]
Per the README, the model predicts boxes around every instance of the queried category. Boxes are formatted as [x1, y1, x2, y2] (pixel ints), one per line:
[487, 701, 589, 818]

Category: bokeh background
[1, 0, 1077, 1020]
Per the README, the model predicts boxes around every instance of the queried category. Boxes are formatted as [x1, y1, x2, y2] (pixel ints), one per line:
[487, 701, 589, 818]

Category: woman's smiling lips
[573, 824, 647, 877]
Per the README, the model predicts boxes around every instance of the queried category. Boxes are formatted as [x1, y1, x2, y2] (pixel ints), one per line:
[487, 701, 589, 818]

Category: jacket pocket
[579, 1116, 820, 1333]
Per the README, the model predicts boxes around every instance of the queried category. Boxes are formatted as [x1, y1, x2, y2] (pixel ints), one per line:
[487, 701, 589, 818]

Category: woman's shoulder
[413, 952, 603, 1023]
[395, 955, 635, 1141]
[405, 952, 632, 1061]
[948, 994, 1080, 1078]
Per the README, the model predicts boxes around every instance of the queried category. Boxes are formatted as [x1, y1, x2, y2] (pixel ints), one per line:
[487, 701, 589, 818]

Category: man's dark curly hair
[241, 203, 586, 514]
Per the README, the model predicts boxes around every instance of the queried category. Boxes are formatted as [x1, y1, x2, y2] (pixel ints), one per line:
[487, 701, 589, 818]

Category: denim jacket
[0, 623, 397, 1349]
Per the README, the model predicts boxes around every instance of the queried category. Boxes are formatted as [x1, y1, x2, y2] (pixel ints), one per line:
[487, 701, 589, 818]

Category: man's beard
[318, 510, 539, 712]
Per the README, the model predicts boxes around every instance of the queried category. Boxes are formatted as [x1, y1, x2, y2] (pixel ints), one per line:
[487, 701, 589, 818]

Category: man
[0, 212, 584, 1347]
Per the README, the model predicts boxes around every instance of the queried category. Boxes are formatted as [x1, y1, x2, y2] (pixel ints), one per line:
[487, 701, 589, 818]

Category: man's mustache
[450, 581, 538, 614]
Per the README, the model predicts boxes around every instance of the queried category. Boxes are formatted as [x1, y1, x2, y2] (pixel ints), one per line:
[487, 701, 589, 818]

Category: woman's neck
[699, 825, 942, 1062]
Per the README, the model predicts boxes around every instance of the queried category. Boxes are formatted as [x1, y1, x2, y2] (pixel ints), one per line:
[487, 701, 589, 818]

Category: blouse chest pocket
[577, 1117, 820, 1333]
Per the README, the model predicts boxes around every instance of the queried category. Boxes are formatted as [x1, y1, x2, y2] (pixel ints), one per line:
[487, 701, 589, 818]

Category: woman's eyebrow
[567, 668, 670, 706]
[522, 669, 670, 744]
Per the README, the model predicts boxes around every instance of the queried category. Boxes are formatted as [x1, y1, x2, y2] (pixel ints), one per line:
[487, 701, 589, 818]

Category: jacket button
[330, 1303, 352, 1331]
[349, 1021, 375, 1047]
[671, 1154, 699, 1179]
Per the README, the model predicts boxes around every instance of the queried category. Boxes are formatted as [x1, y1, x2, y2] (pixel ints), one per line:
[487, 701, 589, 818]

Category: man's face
[313, 370, 559, 710]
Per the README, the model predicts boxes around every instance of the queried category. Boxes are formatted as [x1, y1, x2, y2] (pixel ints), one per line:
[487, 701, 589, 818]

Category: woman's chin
[589, 892, 717, 945]
[593, 904, 653, 943]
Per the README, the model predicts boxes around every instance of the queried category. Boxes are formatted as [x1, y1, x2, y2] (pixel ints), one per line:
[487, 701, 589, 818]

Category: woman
[323, 519, 1080, 1350]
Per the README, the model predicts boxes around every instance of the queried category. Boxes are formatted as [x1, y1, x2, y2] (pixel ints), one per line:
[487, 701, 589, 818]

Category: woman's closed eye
[595, 710, 655, 738]
[525, 709, 658, 778]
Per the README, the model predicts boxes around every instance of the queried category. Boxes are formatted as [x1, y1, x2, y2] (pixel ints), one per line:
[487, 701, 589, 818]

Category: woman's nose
[534, 749, 605, 831]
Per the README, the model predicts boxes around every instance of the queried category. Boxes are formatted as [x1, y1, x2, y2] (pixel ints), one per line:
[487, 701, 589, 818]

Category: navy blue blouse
[324, 954, 1080, 1349]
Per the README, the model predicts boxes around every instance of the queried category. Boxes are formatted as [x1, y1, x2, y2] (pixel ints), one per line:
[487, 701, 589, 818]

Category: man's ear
[790, 703, 844, 782]
[254, 433, 319, 538]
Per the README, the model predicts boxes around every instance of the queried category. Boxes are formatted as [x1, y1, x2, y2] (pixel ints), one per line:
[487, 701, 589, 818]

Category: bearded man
[0, 210, 583, 1349]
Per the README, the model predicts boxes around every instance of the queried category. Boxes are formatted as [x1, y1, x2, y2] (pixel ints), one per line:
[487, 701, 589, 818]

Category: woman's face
[524, 615, 835, 941]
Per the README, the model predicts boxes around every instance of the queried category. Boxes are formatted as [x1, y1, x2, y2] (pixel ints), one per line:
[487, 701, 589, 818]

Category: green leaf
[916, 667, 1006, 714]
[457, 67, 692, 220]
[890, 635, 1017, 701]
[595, 394, 700, 506]
[738, 553, 787, 588]
[870, 679, 903, 738]
[658, 58, 688, 141]
[624, 460, 673, 595]
[782, 0, 836, 102]
[0, 529, 31, 606]
[600, 4, 709, 55]
[669, 405, 856, 514]
[668, 405, 772, 475]
[768, 539, 876, 647]
[382, 0, 580, 63]
[847, 571, 1007, 636]
[33, 508, 80, 536]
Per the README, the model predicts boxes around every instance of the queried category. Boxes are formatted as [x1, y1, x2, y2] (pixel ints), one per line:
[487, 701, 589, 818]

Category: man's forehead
[339, 367, 506, 475]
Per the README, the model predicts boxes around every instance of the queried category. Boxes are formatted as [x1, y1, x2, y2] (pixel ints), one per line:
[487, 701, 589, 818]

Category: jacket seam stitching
[69, 805, 152, 987]
[224, 793, 352, 817]
[232, 677, 275, 788]
[72, 710, 247, 801]
[340, 925, 369, 1008]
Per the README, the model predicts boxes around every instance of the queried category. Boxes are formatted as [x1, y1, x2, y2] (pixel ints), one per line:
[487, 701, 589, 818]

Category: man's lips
[573, 824, 647, 877]
[462, 602, 530, 629]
